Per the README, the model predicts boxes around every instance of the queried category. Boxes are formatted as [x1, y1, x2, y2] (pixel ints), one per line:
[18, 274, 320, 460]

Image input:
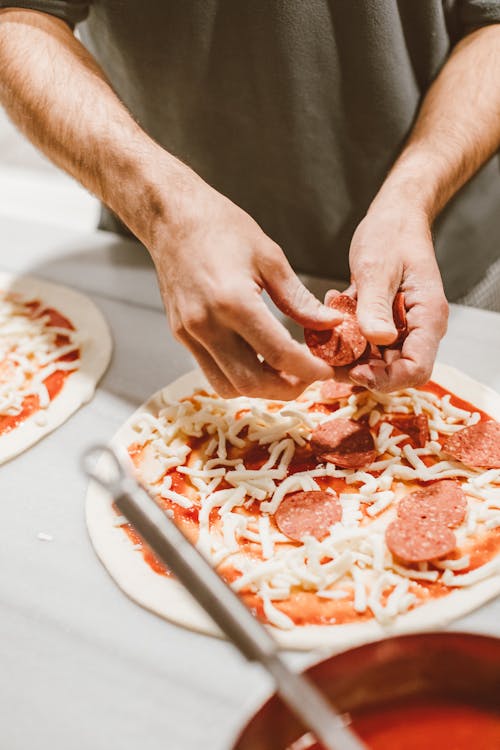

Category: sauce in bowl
[299, 697, 500, 750]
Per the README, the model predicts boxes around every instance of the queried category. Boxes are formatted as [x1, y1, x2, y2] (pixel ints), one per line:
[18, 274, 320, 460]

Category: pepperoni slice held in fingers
[397, 480, 467, 529]
[275, 490, 342, 542]
[442, 421, 500, 469]
[387, 413, 430, 448]
[304, 294, 367, 367]
[310, 418, 376, 468]
[305, 291, 408, 371]
[392, 292, 408, 346]
[386, 518, 457, 563]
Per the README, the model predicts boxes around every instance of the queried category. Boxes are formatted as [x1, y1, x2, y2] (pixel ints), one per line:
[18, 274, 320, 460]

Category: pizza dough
[0, 272, 112, 463]
[86, 364, 500, 652]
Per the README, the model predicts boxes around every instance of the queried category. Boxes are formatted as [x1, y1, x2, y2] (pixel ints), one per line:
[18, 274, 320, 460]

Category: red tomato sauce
[120, 521, 172, 577]
[38, 307, 75, 330]
[0, 394, 40, 434]
[421, 380, 492, 422]
[0, 303, 79, 436]
[124, 381, 500, 627]
[306, 697, 500, 750]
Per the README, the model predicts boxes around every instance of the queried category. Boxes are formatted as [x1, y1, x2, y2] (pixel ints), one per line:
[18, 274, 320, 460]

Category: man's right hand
[0, 8, 340, 400]
[150, 183, 341, 399]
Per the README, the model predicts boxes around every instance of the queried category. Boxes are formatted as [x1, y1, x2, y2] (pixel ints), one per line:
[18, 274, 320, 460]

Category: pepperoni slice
[397, 480, 467, 529]
[387, 414, 430, 448]
[319, 379, 356, 402]
[310, 418, 376, 468]
[442, 421, 500, 469]
[392, 292, 408, 346]
[386, 518, 457, 563]
[274, 490, 342, 542]
[304, 294, 367, 367]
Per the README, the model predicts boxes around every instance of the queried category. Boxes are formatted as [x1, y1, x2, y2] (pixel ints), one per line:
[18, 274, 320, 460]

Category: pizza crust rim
[0, 272, 112, 464]
[85, 364, 500, 651]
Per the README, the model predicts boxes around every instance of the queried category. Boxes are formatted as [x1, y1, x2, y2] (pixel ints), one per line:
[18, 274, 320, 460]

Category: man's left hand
[346, 204, 449, 392]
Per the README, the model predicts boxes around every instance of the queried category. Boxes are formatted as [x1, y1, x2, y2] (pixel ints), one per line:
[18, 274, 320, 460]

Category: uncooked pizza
[87, 363, 500, 650]
[0, 272, 112, 463]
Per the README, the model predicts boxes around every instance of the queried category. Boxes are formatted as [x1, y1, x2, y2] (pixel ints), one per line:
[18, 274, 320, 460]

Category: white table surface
[1, 214, 499, 750]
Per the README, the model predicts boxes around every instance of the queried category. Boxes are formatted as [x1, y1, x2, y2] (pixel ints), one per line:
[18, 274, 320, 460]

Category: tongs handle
[83, 445, 366, 750]
[84, 444, 277, 661]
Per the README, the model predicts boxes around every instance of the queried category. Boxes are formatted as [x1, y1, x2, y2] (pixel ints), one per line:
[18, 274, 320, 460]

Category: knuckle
[436, 296, 449, 333]
[265, 348, 289, 372]
[171, 319, 187, 343]
[214, 381, 237, 399]
[234, 373, 259, 397]
[258, 241, 287, 274]
[411, 363, 432, 386]
[183, 307, 210, 335]
[368, 297, 392, 317]
[353, 256, 383, 281]
[260, 240, 284, 261]
[212, 288, 241, 317]
[288, 281, 316, 314]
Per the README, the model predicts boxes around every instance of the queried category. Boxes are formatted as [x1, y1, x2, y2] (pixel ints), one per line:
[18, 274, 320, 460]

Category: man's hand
[1, 14, 498, 400]
[151, 183, 341, 399]
[346, 204, 448, 392]
[0, 9, 339, 400]
[342, 23, 500, 393]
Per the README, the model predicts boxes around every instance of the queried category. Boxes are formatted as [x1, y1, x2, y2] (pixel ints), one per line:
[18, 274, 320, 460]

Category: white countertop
[1, 214, 499, 750]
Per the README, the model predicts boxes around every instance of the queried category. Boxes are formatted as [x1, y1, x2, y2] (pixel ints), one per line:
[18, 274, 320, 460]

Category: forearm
[0, 8, 200, 247]
[0, 10, 343, 399]
[372, 24, 500, 221]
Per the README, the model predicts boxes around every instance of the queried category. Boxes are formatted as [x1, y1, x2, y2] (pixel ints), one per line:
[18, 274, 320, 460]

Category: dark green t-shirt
[3, 0, 500, 299]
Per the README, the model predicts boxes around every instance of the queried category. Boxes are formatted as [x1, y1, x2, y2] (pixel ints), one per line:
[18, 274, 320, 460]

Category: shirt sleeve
[458, 0, 500, 31]
[0, 0, 89, 26]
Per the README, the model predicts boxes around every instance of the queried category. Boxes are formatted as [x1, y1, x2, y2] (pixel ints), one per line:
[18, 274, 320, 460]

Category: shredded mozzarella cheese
[125, 379, 500, 630]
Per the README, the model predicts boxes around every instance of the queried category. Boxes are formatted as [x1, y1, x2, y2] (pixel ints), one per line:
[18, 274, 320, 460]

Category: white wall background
[0, 106, 99, 230]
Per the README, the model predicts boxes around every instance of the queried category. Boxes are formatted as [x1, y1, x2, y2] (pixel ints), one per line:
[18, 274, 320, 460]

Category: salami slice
[274, 490, 342, 542]
[387, 414, 430, 448]
[392, 292, 408, 346]
[397, 480, 467, 529]
[304, 294, 367, 367]
[385, 518, 457, 563]
[319, 379, 356, 402]
[310, 418, 376, 469]
[442, 420, 500, 469]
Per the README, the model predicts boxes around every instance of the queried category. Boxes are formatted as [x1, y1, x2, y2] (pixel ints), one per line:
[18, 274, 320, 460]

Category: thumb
[262, 255, 343, 329]
[356, 276, 398, 344]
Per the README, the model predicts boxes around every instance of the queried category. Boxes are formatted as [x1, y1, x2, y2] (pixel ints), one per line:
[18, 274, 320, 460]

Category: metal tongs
[83, 445, 366, 750]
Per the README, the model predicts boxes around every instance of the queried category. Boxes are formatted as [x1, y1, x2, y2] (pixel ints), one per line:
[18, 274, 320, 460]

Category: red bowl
[232, 632, 500, 750]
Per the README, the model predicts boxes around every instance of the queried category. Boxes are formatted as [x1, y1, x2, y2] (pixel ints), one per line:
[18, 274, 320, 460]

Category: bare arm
[0, 9, 186, 245]
[348, 24, 500, 391]
[0, 8, 340, 399]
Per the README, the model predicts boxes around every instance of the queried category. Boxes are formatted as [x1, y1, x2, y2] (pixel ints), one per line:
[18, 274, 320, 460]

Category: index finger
[349, 296, 447, 392]
[230, 296, 335, 383]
